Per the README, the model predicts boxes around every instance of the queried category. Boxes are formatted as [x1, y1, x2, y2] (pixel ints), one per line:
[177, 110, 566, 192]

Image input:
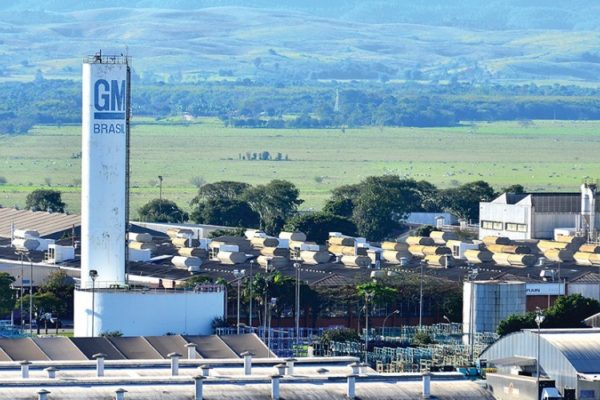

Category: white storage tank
[463, 280, 526, 345]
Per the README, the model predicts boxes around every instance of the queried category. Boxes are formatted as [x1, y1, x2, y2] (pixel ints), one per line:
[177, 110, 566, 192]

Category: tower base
[74, 287, 225, 337]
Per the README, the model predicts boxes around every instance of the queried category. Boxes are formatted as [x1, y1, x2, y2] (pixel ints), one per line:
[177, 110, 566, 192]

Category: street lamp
[364, 290, 374, 364]
[267, 297, 277, 356]
[233, 269, 246, 335]
[14, 250, 26, 330]
[466, 265, 479, 365]
[382, 309, 400, 337]
[89, 269, 98, 337]
[27, 254, 33, 336]
[249, 260, 254, 327]
[535, 307, 545, 392]
[294, 262, 301, 342]
[419, 260, 426, 328]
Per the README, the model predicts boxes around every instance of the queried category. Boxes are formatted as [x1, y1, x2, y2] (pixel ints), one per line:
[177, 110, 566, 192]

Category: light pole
[364, 291, 374, 364]
[267, 297, 277, 355]
[467, 265, 479, 365]
[15, 251, 25, 329]
[294, 262, 301, 342]
[233, 269, 246, 334]
[249, 260, 254, 327]
[419, 260, 426, 328]
[89, 270, 98, 337]
[535, 307, 545, 393]
[27, 254, 33, 336]
[382, 309, 399, 337]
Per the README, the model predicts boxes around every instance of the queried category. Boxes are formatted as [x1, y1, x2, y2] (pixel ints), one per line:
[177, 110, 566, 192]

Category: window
[506, 223, 528, 232]
[493, 222, 503, 230]
[481, 220, 496, 229]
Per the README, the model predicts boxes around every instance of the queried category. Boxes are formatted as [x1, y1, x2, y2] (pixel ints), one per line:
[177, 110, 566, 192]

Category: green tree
[414, 225, 438, 237]
[441, 181, 496, 221]
[243, 180, 303, 234]
[284, 212, 357, 244]
[356, 281, 397, 307]
[190, 198, 259, 228]
[321, 327, 360, 346]
[40, 270, 74, 319]
[497, 294, 600, 336]
[0, 272, 16, 317]
[25, 189, 66, 213]
[138, 198, 189, 223]
[323, 184, 361, 218]
[190, 181, 251, 204]
[544, 294, 600, 328]
[501, 184, 526, 194]
[16, 292, 65, 319]
[352, 176, 422, 240]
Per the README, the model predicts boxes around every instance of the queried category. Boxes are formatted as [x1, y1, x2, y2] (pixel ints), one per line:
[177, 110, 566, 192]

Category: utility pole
[294, 262, 300, 342]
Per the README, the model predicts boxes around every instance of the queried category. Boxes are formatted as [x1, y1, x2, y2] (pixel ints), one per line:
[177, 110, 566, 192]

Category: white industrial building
[479, 183, 599, 240]
[482, 328, 600, 400]
[74, 54, 224, 337]
[463, 280, 526, 344]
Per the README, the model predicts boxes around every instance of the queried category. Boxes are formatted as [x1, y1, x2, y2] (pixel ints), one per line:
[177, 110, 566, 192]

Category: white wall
[532, 213, 578, 239]
[478, 203, 531, 240]
[74, 289, 224, 337]
[568, 284, 600, 302]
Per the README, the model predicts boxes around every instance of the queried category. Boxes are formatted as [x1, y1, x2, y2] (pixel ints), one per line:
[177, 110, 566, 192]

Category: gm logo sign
[94, 79, 126, 120]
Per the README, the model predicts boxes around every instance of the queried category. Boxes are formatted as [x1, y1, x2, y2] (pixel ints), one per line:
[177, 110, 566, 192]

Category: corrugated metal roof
[0, 208, 80, 239]
[540, 330, 600, 373]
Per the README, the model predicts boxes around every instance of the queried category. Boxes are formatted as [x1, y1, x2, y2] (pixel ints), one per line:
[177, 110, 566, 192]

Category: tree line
[5, 78, 600, 133]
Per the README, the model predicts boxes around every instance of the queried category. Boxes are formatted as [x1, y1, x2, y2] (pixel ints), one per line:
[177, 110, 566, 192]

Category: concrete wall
[0, 260, 78, 287]
[74, 288, 225, 337]
[533, 213, 579, 240]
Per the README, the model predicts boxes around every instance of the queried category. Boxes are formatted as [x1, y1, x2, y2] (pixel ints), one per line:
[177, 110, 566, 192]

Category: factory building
[73, 54, 224, 337]
[479, 184, 599, 240]
[481, 328, 600, 400]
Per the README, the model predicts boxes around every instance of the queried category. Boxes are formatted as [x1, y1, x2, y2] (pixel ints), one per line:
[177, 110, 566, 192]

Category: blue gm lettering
[93, 79, 126, 134]
[94, 79, 125, 120]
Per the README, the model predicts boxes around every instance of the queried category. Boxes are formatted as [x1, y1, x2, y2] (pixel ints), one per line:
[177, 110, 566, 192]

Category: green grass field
[1, 119, 600, 216]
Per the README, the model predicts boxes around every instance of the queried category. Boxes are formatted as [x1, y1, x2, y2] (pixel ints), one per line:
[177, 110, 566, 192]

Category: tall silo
[80, 53, 130, 289]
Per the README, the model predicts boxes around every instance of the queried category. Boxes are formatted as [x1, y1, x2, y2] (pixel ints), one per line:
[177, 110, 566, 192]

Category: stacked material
[244, 229, 265, 240]
[217, 251, 247, 265]
[328, 245, 367, 256]
[408, 245, 450, 257]
[381, 241, 411, 264]
[300, 250, 331, 265]
[166, 228, 193, 239]
[257, 255, 288, 269]
[425, 255, 452, 267]
[177, 247, 207, 258]
[464, 249, 493, 264]
[492, 253, 537, 267]
[171, 256, 202, 272]
[127, 233, 152, 243]
[329, 236, 356, 247]
[260, 247, 289, 257]
[537, 239, 577, 262]
[574, 240, 600, 266]
[544, 249, 574, 262]
[406, 236, 435, 246]
[250, 236, 279, 248]
[556, 235, 586, 246]
[382, 250, 412, 264]
[210, 236, 253, 253]
[128, 241, 156, 251]
[279, 231, 307, 242]
[482, 236, 511, 246]
[574, 252, 600, 266]
[486, 244, 531, 254]
[172, 237, 200, 249]
[429, 231, 458, 245]
[579, 244, 600, 253]
[381, 242, 408, 251]
[340, 255, 371, 268]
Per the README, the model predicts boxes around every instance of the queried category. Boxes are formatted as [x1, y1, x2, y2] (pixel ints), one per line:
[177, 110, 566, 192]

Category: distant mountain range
[1, 2, 600, 83]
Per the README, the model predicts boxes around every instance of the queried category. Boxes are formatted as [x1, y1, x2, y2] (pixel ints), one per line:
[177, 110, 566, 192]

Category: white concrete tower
[80, 54, 130, 289]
